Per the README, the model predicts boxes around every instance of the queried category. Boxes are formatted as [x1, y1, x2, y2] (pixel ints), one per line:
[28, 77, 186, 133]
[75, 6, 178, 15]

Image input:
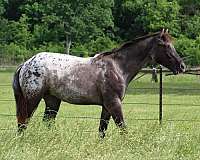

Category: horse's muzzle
[174, 62, 186, 75]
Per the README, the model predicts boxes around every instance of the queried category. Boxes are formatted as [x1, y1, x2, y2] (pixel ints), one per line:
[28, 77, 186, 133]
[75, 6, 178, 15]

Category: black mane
[94, 32, 161, 60]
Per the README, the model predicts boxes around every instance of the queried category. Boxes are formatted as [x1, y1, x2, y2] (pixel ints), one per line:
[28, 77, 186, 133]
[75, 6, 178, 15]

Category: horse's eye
[158, 42, 165, 46]
[158, 43, 165, 48]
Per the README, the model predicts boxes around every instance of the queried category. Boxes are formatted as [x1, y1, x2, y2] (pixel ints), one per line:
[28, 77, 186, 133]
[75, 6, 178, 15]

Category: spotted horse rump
[13, 29, 185, 137]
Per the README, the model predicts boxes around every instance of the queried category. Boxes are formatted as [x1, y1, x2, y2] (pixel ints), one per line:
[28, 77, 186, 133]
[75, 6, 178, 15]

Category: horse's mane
[93, 31, 172, 60]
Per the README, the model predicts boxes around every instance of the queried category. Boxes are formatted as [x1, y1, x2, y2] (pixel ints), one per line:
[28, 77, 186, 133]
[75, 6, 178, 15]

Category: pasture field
[1, 70, 200, 160]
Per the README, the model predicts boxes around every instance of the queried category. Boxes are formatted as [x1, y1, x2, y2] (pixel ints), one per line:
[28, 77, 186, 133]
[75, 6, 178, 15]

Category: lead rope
[151, 67, 158, 82]
[133, 67, 158, 82]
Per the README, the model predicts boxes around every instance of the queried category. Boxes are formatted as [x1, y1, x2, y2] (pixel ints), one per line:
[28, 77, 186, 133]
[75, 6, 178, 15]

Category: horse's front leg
[99, 106, 111, 138]
[104, 97, 127, 134]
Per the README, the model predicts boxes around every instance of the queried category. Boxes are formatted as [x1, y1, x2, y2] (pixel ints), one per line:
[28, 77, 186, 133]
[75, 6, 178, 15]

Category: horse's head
[151, 29, 185, 74]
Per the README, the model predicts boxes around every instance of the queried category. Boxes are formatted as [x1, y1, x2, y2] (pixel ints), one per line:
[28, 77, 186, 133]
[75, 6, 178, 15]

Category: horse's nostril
[180, 63, 186, 71]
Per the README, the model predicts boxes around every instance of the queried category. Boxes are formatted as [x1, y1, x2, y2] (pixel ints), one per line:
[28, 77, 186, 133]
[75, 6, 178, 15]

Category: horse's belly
[50, 83, 101, 105]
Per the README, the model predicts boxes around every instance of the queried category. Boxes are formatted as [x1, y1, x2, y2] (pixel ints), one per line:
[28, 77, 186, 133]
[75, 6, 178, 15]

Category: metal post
[159, 65, 163, 124]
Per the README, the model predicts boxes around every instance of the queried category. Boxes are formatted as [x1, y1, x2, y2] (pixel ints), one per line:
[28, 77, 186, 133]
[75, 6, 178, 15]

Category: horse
[12, 29, 185, 138]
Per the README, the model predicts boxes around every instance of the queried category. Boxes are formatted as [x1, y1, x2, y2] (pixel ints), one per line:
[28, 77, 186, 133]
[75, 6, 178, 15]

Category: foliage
[19, 0, 114, 44]
[175, 35, 200, 66]
[0, 43, 30, 62]
[85, 36, 117, 53]
[113, 0, 181, 39]
[71, 44, 89, 57]
[181, 14, 200, 39]
[0, 0, 200, 65]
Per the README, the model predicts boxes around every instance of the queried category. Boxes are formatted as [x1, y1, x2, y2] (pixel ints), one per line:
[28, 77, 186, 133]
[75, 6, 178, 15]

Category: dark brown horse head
[151, 29, 185, 74]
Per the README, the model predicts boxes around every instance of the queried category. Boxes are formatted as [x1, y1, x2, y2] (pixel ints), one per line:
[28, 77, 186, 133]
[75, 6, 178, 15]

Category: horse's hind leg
[99, 106, 111, 138]
[16, 96, 41, 132]
[27, 97, 42, 118]
[13, 70, 42, 132]
[43, 94, 61, 127]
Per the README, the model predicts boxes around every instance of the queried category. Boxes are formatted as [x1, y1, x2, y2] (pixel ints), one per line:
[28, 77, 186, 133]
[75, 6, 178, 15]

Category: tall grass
[0, 71, 200, 159]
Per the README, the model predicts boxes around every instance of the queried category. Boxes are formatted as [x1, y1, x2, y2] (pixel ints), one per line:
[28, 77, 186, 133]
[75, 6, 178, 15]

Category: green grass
[1, 71, 200, 159]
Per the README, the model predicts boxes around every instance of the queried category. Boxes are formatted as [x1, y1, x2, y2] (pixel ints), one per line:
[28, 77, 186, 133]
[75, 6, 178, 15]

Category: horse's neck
[115, 37, 154, 85]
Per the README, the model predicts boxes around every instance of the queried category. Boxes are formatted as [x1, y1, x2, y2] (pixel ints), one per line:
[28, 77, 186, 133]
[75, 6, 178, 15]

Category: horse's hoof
[16, 130, 24, 136]
[18, 124, 27, 130]
[99, 131, 105, 139]
[17, 124, 26, 136]
[43, 121, 56, 130]
[119, 126, 128, 135]
[119, 129, 128, 135]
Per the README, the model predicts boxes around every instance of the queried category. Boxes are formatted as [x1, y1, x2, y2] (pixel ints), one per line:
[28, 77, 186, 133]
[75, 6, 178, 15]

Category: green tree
[1, 0, 200, 65]
[20, 0, 114, 45]
[113, 0, 181, 40]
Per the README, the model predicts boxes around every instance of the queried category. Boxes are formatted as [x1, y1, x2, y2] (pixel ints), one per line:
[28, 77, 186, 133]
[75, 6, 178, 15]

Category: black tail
[12, 64, 28, 130]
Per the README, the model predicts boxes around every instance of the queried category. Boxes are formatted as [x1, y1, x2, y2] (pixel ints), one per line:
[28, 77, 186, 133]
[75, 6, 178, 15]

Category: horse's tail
[12, 64, 28, 130]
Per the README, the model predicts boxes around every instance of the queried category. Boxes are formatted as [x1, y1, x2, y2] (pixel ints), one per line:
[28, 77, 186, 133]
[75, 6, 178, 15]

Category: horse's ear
[166, 29, 169, 34]
[158, 29, 165, 45]
[160, 28, 165, 37]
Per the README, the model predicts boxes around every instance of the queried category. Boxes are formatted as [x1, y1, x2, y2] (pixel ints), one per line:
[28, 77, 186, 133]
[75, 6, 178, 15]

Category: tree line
[0, 0, 199, 65]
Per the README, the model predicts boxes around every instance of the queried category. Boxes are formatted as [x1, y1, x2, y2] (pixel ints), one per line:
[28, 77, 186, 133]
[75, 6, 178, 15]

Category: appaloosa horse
[13, 29, 185, 137]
